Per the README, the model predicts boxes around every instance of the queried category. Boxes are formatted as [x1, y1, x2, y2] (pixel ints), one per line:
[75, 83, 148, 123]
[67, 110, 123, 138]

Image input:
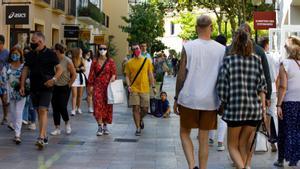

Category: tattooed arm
[174, 47, 188, 115]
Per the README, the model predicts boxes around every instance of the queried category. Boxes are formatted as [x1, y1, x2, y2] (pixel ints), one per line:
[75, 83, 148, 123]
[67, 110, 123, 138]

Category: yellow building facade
[0, 0, 76, 49]
[102, 0, 129, 74]
[0, 0, 129, 74]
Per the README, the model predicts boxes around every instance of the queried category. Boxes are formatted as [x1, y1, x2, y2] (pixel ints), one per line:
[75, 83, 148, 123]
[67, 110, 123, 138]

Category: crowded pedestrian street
[1, 0, 300, 169]
[0, 76, 281, 169]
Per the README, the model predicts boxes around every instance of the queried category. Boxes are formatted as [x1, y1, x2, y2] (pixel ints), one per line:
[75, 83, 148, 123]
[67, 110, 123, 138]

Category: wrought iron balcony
[54, 0, 65, 11]
[43, 0, 50, 4]
[67, 0, 77, 16]
[78, 1, 103, 24]
[34, 0, 50, 7]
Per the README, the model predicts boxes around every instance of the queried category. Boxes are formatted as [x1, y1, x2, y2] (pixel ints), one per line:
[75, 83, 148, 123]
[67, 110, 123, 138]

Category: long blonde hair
[285, 36, 300, 60]
[71, 48, 83, 68]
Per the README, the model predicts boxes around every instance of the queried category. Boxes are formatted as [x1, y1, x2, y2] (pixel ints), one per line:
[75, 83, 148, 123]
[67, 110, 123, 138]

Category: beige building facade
[0, 0, 77, 49]
[0, 0, 129, 74]
[102, 0, 129, 74]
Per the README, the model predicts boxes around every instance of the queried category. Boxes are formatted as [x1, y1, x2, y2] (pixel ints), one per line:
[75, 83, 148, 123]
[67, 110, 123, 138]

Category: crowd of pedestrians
[0, 14, 299, 169]
[174, 15, 300, 169]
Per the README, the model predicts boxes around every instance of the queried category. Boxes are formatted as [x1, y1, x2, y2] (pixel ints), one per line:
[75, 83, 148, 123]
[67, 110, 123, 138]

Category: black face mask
[30, 43, 38, 51]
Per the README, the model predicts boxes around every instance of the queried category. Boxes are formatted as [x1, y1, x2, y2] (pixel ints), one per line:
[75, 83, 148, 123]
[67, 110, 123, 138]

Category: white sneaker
[50, 129, 61, 136]
[65, 123, 72, 135]
[28, 123, 36, 130]
[71, 110, 76, 116]
[22, 120, 28, 125]
[103, 125, 110, 135]
[217, 144, 225, 151]
[88, 107, 94, 113]
[77, 109, 83, 114]
[96, 126, 103, 136]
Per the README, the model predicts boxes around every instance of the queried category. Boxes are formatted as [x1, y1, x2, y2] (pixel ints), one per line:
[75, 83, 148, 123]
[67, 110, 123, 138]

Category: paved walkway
[0, 76, 292, 169]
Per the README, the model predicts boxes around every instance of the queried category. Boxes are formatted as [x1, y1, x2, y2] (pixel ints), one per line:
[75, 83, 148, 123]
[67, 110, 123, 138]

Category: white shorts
[72, 73, 86, 87]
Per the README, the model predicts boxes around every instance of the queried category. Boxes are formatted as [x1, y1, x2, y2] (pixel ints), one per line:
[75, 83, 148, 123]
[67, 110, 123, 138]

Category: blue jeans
[22, 96, 36, 123]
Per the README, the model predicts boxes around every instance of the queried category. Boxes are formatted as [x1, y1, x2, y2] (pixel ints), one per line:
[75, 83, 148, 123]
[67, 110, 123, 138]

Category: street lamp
[252, 0, 262, 43]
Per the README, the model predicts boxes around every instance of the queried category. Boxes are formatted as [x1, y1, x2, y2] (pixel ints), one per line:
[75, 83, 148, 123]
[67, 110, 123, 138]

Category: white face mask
[99, 50, 107, 56]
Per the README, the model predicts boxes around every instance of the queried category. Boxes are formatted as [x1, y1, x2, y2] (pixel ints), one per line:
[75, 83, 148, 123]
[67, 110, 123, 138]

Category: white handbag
[255, 131, 268, 152]
[107, 80, 126, 104]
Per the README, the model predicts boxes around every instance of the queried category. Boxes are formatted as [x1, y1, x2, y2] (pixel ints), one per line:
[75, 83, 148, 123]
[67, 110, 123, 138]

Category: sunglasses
[132, 47, 139, 51]
[99, 48, 107, 50]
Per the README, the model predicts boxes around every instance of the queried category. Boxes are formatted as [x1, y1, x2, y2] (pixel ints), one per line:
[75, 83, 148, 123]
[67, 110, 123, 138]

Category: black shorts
[31, 91, 53, 109]
[225, 120, 261, 128]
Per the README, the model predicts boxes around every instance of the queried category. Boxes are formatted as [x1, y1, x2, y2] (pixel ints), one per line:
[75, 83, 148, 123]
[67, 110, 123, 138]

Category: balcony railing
[34, 0, 50, 7]
[54, 0, 65, 11]
[78, 1, 103, 24]
[43, 0, 50, 4]
[67, 0, 77, 16]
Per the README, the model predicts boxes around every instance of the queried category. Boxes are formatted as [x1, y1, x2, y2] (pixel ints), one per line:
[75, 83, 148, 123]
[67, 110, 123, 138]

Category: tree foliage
[120, 3, 165, 52]
[174, 11, 233, 41]
[174, 0, 274, 34]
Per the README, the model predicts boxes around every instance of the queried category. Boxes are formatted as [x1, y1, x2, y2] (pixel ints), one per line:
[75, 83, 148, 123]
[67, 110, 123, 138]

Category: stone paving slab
[0, 76, 297, 169]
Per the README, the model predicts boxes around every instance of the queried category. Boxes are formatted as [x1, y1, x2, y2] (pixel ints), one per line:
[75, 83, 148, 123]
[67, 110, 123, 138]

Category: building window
[170, 22, 175, 35]
[106, 16, 109, 28]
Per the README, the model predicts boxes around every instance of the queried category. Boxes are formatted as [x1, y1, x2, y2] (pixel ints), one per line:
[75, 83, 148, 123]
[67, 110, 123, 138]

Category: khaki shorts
[179, 105, 217, 130]
[129, 92, 150, 107]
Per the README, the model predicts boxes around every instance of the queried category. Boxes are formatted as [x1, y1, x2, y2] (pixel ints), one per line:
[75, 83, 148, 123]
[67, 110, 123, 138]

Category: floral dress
[0, 65, 8, 95]
[88, 59, 116, 124]
[6, 64, 27, 101]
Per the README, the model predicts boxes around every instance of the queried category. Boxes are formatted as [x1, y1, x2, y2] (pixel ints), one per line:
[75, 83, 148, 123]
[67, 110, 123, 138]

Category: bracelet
[152, 86, 155, 89]
[52, 77, 57, 82]
[276, 104, 281, 107]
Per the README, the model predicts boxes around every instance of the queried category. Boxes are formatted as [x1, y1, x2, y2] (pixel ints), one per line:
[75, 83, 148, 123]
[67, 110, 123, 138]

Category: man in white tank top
[174, 15, 225, 169]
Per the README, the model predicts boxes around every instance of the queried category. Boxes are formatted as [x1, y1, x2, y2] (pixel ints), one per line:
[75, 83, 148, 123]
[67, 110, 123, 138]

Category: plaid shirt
[217, 54, 267, 122]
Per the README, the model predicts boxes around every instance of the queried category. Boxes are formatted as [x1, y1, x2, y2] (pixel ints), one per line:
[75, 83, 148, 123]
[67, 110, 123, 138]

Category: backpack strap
[130, 58, 147, 86]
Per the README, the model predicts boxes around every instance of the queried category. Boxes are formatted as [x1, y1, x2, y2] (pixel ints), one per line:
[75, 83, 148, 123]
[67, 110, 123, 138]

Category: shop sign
[64, 26, 80, 38]
[80, 30, 91, 41]
[6, 6, 29, 25]
[94, 35, 105, 45]
[254, 11, 276, 30]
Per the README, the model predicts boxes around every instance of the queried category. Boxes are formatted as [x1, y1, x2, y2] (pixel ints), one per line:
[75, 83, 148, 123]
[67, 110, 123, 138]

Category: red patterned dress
[88, 58, 116, 124]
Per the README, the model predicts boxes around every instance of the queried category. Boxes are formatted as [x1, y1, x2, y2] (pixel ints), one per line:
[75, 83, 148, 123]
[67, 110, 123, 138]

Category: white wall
[161, 15, 183, 53]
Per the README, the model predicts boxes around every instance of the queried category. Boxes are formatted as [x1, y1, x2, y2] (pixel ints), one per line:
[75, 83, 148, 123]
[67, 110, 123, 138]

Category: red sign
[253, 11, 276, 30]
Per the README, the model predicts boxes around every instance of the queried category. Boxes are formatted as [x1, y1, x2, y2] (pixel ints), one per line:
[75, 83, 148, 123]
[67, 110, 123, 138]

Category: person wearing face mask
[0, 35, 9, 125]
[6, 47, 29, 144]
[21, 46, 37, 130]
[125, 42, 156, 136]
[83, 50, 94, 113]
[88, 44, 116, 136]
[20, 32, 63, 149]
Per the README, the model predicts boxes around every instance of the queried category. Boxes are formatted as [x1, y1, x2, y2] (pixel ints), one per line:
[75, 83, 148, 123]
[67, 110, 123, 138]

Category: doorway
[9, 28, 30, 49]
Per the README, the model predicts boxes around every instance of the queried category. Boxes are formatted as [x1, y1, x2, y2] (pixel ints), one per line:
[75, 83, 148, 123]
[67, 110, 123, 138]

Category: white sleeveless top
[282, 59, 300, 102]
[178, 39, 225, 110]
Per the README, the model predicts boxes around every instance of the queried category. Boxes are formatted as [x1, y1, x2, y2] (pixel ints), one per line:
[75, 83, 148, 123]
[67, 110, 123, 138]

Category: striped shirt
[217, 54, 267, 122]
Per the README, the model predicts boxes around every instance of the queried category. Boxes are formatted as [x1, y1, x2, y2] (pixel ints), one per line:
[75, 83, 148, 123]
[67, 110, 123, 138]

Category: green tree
[175, 0, 273, 35]
[120, 3, 165, 53]
[173, 12, 198, 40]
[174, 11, 233, 41]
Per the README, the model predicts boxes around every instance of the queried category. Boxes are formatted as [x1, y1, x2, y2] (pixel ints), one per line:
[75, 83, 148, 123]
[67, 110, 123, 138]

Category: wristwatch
[174, 96, 178, 101]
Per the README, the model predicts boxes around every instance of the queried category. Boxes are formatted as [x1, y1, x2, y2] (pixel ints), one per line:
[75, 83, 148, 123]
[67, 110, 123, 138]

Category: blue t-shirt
[142, 52, 152, 60]
[158, 99, 170, 113]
